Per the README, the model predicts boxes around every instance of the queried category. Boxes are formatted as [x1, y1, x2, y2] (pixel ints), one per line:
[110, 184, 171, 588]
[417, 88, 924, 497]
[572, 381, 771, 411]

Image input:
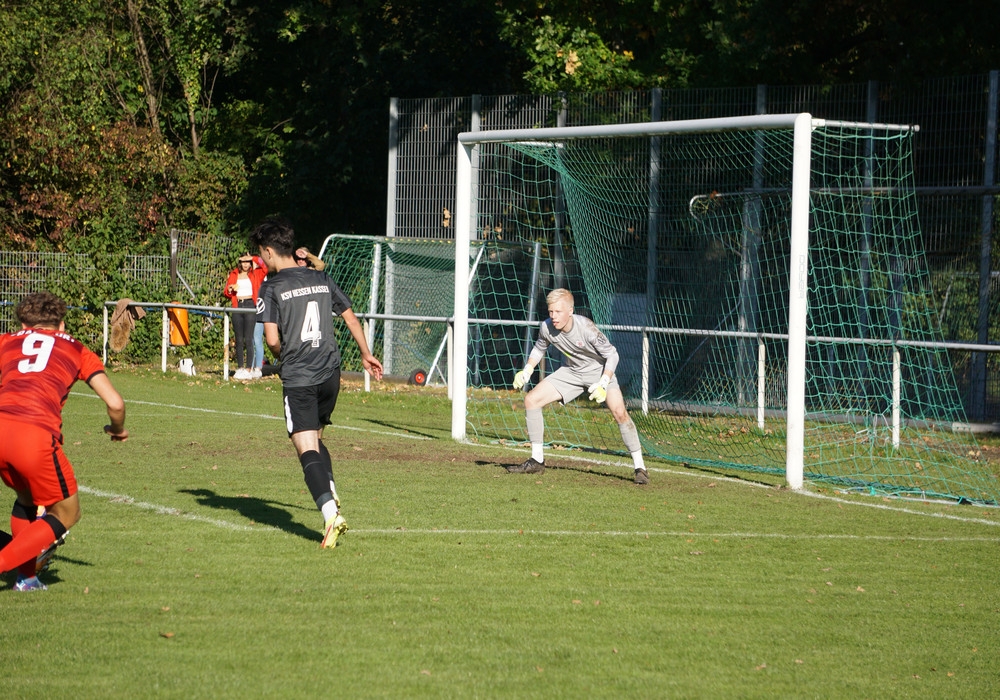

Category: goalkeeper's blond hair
[546, 288, 574, 309]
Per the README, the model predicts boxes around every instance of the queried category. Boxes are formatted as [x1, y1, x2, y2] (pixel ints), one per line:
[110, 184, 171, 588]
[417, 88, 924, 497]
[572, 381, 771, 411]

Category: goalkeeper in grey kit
[508, 288, 649, 484]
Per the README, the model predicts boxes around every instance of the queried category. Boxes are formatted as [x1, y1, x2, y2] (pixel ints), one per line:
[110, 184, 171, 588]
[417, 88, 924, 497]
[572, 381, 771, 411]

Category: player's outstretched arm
[340, 308, 383, 380]
[89, 372, 128, 441]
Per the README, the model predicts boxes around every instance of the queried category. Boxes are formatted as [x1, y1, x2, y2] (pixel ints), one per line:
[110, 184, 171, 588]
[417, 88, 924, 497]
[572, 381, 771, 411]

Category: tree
[218, 0, 521, 243]
[2, 0, 999, 256]
[0, 1, 249, 250]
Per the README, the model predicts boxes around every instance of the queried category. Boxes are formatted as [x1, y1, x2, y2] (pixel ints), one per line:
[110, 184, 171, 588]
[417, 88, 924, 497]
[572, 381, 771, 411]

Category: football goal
[450, 113, 999, 506]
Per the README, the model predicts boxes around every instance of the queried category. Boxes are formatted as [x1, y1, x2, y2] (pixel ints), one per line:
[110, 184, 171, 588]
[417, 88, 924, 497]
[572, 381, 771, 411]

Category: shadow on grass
[359, 418, 442, 440]
[179, 489, 321, 543]
[477, 459, 635, 483]
[677, 461, 779, 488]
[1, 564, 80, 591]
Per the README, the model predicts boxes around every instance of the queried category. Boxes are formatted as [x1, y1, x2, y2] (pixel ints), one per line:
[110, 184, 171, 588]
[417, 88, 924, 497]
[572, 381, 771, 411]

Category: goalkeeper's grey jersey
[257, 266, 352, 388]
[528, 314, 620, 376]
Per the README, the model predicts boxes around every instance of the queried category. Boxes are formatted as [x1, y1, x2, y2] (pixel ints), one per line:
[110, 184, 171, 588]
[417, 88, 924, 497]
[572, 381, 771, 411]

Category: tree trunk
[125, 0, 162, 139]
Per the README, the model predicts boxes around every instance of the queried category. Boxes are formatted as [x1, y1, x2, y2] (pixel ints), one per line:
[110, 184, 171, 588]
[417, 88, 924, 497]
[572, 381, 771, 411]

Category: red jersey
[0, 328, 106, 442]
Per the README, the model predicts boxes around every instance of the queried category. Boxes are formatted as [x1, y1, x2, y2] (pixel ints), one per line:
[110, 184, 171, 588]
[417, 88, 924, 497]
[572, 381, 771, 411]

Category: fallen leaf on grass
[755, 663, 767, 671]
[420, 670, 431, 676]
[160, 632, 175, 639]
[572, 599, 582, 605]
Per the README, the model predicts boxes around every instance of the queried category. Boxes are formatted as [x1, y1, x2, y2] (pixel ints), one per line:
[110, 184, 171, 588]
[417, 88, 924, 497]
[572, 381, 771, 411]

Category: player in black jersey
[250, 218, 384, 548]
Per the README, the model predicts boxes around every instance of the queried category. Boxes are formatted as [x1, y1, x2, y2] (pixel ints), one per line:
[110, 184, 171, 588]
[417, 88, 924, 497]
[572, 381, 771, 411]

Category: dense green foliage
[1, 0, 998, 253]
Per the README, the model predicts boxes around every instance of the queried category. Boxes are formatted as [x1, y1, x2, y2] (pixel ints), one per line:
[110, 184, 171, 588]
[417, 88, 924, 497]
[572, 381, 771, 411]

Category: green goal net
[454, 117, 999, 506]
[319, 234, 539, 383]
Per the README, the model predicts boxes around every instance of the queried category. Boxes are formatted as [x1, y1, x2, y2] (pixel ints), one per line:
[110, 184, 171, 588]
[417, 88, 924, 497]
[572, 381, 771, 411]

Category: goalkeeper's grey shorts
[542, 366, 619, 404]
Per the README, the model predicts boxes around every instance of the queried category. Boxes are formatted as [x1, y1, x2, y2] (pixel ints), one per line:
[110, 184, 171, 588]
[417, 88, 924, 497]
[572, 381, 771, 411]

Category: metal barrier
[102, 301, 254, 381]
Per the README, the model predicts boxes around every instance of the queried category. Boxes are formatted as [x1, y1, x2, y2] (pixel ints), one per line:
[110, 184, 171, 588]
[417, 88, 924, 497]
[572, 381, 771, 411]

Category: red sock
[10, 507, 35, 578]
[0, 517, 60, 575]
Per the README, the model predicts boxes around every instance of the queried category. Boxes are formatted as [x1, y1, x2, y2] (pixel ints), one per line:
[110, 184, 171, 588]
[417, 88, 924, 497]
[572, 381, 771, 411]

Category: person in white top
[223, 253, 266, 379]
[509, 288, 649, 484]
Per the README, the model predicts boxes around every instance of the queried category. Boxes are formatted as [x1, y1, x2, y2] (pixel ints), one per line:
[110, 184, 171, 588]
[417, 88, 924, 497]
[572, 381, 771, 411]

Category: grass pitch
[1, 367, 998, 698]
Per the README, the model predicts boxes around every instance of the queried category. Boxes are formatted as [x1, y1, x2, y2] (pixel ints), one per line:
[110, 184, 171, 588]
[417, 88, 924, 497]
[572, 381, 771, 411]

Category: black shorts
[281, 370, 340, 436]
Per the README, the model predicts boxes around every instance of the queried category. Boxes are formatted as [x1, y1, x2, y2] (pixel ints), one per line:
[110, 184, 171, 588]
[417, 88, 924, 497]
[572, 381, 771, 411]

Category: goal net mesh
[320, 234, 538, 382]
[461, 123, 998, 505]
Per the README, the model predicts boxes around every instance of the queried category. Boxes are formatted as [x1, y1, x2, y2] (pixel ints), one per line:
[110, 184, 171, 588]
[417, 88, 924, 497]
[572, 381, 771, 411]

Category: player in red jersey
[0, 291, 128, 591]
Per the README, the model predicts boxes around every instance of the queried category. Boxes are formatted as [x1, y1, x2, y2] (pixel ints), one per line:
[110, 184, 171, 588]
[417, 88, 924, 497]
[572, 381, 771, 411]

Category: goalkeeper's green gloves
[512, 365, 534, 390]
[588, 375, 611, 403]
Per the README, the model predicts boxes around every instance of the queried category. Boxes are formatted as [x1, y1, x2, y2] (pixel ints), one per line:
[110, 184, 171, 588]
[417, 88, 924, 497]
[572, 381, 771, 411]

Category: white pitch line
[354, 527, 1000, 542]
[69, 392, 431, 440]
[71, 485, 1000, 543]
[78, 485, 265, 531]
[797, 489, 1000, 527]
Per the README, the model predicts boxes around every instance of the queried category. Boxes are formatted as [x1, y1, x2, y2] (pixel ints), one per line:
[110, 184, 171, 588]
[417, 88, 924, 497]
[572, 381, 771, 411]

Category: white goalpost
[452, 113, 814, 488]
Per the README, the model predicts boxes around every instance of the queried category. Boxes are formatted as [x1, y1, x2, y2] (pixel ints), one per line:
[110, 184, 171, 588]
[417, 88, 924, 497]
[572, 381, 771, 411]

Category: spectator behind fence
[223, 253, 266, 380]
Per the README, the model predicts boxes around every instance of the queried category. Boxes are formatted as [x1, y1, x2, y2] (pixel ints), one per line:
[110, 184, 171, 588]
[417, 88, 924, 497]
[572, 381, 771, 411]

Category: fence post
[223, 311, 230, 381]
[365, 242, 382, 393]
[971, 70, 998, 421]
[170, 228, 178, 293]
[161, 305, 169, 373]
[103, 304, 109, 364]
[641, 329, 650, 415]
[647, 87, 662, 333]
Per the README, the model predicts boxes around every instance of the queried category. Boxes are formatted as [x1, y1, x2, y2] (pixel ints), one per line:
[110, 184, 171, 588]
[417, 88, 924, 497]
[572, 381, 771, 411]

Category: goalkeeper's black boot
[507, 458, 545, 474]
